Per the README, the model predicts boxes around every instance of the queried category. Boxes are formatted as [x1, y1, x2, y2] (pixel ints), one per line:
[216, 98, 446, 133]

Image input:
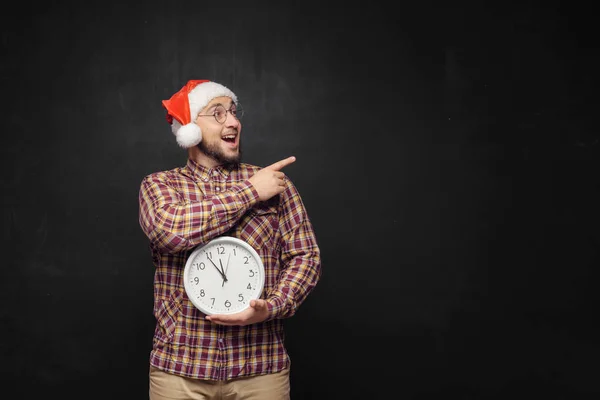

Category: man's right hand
[248, 156, 296, 201]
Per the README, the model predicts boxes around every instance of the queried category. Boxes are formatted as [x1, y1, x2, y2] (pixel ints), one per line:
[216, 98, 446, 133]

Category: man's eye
[214, 110, 224, 118]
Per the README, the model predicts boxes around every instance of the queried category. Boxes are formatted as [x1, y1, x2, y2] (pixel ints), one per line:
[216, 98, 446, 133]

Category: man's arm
[138, 172, 259, 254]
[265, 178, 322, 320]
[206, 178, 321, 326]
[204, 158, 321, 326]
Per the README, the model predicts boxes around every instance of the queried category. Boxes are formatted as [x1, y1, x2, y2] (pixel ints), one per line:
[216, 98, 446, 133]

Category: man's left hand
[205, 299, 270, 326]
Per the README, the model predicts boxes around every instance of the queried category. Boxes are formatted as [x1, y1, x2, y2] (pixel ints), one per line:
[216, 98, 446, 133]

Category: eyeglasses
[197, 104, 243, 124]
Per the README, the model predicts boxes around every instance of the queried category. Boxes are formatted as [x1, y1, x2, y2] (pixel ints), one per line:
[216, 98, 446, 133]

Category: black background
[2, 1, 599, 399]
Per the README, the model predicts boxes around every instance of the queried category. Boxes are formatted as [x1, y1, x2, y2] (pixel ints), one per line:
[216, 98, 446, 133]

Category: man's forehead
[206, 96, 234, 107]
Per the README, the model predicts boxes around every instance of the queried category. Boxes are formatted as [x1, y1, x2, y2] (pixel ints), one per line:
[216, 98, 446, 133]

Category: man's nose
[224, 110, 240, 127]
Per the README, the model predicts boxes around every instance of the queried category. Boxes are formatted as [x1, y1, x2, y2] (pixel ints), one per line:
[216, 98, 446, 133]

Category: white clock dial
[183, 236, 265, 315]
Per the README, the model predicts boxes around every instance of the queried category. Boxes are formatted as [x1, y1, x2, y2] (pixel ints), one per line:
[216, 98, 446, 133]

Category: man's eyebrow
[207, 101, 235, 110]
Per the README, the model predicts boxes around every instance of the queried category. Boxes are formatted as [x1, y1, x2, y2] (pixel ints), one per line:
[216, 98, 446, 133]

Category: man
[138, 79, 321, 399]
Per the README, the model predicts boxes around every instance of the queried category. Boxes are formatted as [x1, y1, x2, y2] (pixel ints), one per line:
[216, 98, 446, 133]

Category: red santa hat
[162, 80, 238, 148]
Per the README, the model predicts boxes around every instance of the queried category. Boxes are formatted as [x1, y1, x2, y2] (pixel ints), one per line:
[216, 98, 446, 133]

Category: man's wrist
[264, 297, 282, 321]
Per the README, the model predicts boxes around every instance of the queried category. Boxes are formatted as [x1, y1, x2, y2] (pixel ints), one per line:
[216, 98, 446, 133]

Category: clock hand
[218, 259, 228, 287]
[225, 253, 231, 275]
[207, 257, 226, 281]
[219, 259, 228, 280]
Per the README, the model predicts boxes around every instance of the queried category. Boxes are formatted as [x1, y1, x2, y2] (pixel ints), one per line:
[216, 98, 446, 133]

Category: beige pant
[149, 366, 290, 400]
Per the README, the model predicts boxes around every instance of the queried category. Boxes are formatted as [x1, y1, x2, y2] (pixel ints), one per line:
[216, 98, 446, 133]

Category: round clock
[183, 236, 265, 315]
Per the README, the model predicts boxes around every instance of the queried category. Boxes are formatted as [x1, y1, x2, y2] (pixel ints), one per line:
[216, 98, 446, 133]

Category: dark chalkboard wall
[2, 1, 599, 398]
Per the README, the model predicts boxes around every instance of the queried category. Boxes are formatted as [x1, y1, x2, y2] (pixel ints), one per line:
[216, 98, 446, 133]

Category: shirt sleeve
[266, 179, 322, 319]
[138, 172, 260, 254]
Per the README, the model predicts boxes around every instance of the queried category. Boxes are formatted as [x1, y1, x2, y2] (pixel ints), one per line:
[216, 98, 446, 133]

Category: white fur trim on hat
[172, 120, 202, 148]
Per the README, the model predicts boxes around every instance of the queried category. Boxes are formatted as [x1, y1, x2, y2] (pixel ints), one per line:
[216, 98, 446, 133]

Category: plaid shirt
[138, 158, 321, 381]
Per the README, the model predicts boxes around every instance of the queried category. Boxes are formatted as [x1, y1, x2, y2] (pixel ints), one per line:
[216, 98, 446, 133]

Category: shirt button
[215, 187, 221, 191]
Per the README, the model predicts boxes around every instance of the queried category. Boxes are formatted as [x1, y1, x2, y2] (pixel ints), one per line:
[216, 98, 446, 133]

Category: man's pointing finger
[266, 156, 296, 171]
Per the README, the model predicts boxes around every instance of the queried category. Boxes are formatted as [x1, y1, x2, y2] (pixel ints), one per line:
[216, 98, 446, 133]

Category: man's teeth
[223, 135, 235, 139]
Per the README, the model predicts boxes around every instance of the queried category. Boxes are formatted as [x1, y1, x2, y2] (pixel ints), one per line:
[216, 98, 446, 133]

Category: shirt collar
[184, 158, 233, 182]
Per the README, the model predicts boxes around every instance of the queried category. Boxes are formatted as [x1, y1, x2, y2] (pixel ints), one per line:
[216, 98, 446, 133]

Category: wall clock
[183, 236, 265, 315]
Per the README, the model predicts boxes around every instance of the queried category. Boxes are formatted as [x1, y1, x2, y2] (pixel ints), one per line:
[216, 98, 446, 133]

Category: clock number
[238, 294, 244, 302]
[249, 270, 255, 277]
[206, 251, 212, 260]
[193, 277, 199, 285]
[225, 300, 231, 308]
[199, 289, 205, 297]
[243, 256, 249, 264]
[210, 298, 215, 305]
[217, 246, 225, 254]
[233, 248, 236, 256]
[193, 262, 205, 270]
[247, 283, 252, 290]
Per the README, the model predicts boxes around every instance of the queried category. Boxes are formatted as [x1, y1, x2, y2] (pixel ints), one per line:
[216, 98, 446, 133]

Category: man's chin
[228, 154, 242, 165]
[222, 149, 241, 164]
[197, 140, 242, 165]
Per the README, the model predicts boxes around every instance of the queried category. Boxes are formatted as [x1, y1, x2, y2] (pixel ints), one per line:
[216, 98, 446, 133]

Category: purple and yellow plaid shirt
[138, 158, 321, 381]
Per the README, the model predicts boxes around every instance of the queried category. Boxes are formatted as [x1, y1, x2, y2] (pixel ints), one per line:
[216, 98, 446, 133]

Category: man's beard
[197, 136, 242, 166]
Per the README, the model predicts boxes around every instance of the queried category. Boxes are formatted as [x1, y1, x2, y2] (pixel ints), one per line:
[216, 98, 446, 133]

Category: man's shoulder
[141, 166, 187, 183]
[238, 162, 261, 172]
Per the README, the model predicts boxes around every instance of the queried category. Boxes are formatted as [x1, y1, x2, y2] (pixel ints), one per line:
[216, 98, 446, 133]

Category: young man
[138, 80, 321, 399]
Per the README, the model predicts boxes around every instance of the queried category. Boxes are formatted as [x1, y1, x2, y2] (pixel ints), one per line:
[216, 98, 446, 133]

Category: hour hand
[219, 259, 228, 281]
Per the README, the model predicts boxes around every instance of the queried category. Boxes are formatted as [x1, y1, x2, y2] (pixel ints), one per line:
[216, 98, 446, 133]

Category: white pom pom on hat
[162, 80, 238, 148]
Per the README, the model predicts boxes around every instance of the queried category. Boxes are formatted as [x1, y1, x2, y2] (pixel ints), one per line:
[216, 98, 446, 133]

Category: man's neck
[188, 147, 220, 169]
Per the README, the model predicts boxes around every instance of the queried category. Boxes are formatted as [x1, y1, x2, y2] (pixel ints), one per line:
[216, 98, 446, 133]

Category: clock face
[183, 236, 265, 315]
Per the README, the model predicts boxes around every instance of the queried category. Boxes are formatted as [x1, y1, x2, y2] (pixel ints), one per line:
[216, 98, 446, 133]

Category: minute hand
[207, 257, 227, 281]
[225, 253, 231, 275]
